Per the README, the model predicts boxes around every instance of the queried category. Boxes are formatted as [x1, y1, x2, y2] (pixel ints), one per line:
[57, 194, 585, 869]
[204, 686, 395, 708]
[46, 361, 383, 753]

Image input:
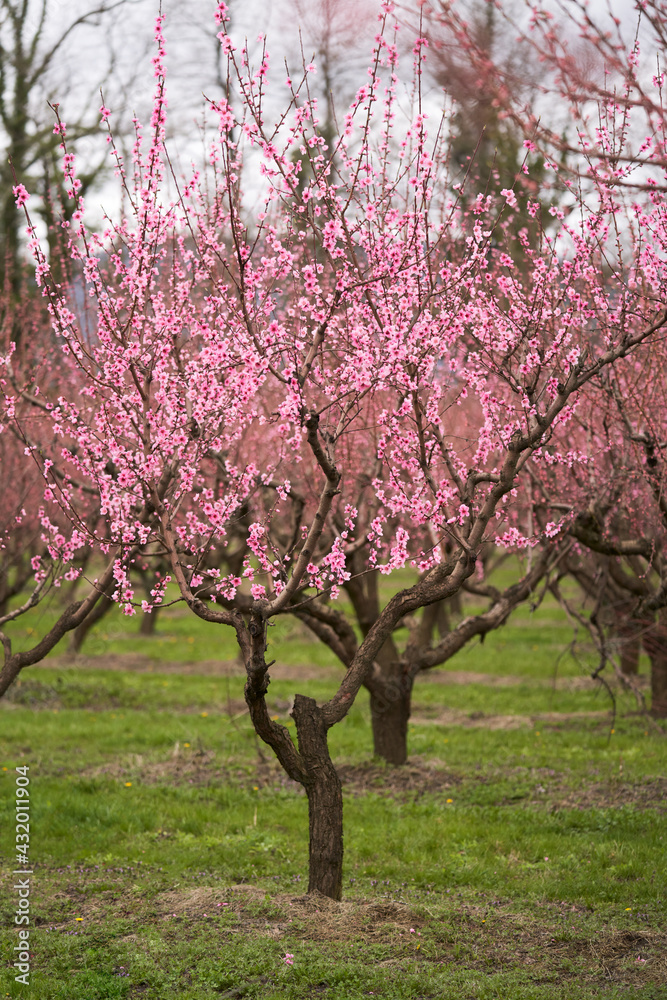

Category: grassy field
[1, 584, 666, 999]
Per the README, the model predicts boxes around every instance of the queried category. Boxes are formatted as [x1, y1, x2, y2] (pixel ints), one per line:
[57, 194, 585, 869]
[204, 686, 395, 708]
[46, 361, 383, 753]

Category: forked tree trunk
[292, 694, 343, 900]
[367, 666, 414, 766]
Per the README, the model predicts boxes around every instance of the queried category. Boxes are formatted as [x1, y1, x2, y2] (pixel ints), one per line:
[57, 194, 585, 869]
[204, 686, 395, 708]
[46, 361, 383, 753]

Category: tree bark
[617, 628, 640, 675]
[292, 694, 344, 900]
[650, 651, 667, 717]
[0, 655, 22, 700]
[611, 602, 641, 675]
[139, 608, 159, 635]
[69, 593, 114, 653]
[643, 614, 667, 719]
[367, 666, 413, 766]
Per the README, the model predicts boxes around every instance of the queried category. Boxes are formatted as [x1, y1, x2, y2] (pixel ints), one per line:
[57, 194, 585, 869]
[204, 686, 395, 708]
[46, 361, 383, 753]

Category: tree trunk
[69, 594, 114, 653]
[292, 694, 343, 900]
[651, 652, 667, 717]
[139, 608, 159, 635]
[643, 615, 667, 719]
[618, 630, 640, 675]
[0, 656, 22, 699]
[612, 603, 640, 675]
[367, 665, 413, 766]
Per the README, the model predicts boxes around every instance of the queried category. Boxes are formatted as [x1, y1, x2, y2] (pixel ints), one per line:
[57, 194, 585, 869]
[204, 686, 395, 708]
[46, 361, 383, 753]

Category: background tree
[0, 0, 153, 312]
[279, 0, 376, 152]
[294, 541, 566, 764]
[424, 0, 667, 193]
[532, 361, 667, 719]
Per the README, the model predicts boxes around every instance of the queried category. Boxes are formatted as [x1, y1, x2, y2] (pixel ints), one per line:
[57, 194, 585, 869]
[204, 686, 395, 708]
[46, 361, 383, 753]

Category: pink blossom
[12, 184, 29, 208]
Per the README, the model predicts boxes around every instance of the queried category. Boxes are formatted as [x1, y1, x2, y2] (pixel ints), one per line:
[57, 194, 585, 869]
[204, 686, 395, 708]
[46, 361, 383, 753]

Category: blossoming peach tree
[1, 2, 666, 898]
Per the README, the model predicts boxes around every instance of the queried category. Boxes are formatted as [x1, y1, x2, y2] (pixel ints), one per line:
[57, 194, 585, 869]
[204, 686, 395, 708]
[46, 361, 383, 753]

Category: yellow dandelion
[201, 711, 209, 718]
[625, 907, 632, 911]
[75, 917, 83, 922]
[125, 782, 132, 787]
[253, 786, 259, 791]
[184, 742, 191, 748]
[446, 798, 453, 804]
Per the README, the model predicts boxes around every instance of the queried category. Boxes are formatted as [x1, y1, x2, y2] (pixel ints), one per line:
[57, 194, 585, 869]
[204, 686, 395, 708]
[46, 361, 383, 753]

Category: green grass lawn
[0, 584, 665, 998]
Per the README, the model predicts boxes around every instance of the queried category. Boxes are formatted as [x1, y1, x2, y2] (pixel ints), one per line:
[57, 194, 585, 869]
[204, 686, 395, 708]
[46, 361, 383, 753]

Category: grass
[0, 582, 666, 998]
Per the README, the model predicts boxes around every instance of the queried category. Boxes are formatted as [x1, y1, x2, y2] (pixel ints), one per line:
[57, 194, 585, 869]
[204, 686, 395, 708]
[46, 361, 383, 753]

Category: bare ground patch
[41, 654, 639, 692]
[337, 761, 461, 797]
[77, 749, 667, 811]
[31, 877, 667, 990]
[413, 670, 618, 691]
[81, 754, 459, 799]
[81, 746, 306, 793]
[155, 884, 416, 941]
[45, 652, 245, 677]
[410, 708, 611, 729]
[44, 653, 344, 683]
[537, 775, 667, 812]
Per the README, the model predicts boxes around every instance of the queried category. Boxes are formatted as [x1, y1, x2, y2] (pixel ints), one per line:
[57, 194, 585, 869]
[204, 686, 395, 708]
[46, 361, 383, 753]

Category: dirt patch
[45, 653, 344, 683]
[25, 869, 667, 991]
[541, 776, 667, 812]
[105, 884, 667, 985]
[585, 930, 666, 982]
[410, 670, 640, 692]
[337, 761, 461, 797]
[81, 754, 460, 799]
[80, 756, 450, 798]
[280, 891, 417, 942]
[82, 747, 304, 792]
[158, 885, 236, 917]
[155, 884, 417, 942]
[43, 655, 632, 692]
[416, 670, 534, 687]
[78, 752, 667, 810]
[590, 929, 651, 958]
[410, 708, 610, 729]
[45, 653, 245, 677]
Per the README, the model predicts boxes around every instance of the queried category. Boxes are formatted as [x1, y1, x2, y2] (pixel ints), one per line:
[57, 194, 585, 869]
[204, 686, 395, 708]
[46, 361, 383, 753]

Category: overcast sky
[7, 0, 649, 227]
